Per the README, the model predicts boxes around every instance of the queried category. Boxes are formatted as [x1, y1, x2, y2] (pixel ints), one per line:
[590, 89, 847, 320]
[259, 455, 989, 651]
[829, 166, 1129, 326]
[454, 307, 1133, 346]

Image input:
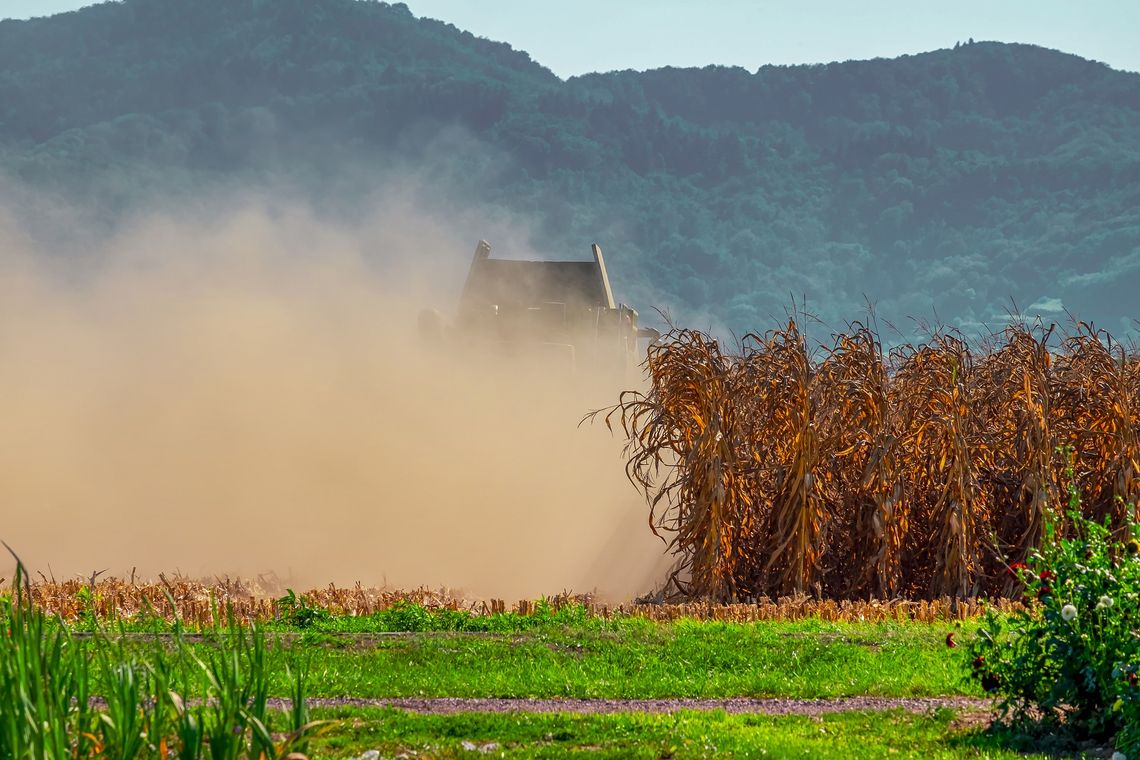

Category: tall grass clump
[0, 564, 94, 759]
[0, 556, 323, 759]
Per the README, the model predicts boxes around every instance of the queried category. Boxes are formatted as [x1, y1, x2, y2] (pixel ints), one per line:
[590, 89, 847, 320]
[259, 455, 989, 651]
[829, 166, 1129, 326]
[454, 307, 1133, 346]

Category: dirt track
[267, 696, 990, 716]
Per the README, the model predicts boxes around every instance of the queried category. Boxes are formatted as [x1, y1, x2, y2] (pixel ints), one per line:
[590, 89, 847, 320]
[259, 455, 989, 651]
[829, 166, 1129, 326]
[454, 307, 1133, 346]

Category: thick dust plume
[0, 196, 669, 600]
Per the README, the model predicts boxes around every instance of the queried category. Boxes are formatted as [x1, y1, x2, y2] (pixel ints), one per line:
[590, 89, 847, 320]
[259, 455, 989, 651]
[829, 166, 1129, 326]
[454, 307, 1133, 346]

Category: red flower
[972, 656, 986, 670]
[1037, 586, 1052, 599]
[1039, 569, 1055, 582]
[945, 632, 957, 648]
[1008, 562, 1029, 577]
[1129, 672, 1138, 688]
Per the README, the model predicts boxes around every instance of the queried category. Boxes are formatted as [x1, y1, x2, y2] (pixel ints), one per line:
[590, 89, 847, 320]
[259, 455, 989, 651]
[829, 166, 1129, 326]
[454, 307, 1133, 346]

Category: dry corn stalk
[973, 324, 1059, 591]
[892, 334, 992, 598]
[739, 320, 829, 597]
[594, 329, 759, 599]
[1052, 325, 1140, 537]
[815, 324, 903, 598]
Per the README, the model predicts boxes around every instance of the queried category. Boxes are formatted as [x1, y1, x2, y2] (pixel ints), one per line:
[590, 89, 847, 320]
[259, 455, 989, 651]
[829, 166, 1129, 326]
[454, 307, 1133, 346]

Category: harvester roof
[459, 242, 617, 312]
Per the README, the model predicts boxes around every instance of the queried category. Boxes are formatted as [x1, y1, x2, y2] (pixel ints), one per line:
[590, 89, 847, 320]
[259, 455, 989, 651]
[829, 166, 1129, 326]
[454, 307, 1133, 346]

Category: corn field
[598, 320, 1140, 602]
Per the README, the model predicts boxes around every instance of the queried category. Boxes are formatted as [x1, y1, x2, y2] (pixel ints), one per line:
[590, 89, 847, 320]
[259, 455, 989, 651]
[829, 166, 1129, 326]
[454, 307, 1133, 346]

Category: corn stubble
[23, 576, 1010, 625]
[599, 320, 1140, 602]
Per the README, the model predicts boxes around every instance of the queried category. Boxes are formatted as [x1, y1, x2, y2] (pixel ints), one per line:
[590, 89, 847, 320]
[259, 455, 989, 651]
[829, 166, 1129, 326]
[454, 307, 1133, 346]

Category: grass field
[304, 706, 1042, 759]
[7, 584, 1060, 759]
[252, 618, 973, 700]
[240, 615, 1027, 757]
[72, 599, 977, 699]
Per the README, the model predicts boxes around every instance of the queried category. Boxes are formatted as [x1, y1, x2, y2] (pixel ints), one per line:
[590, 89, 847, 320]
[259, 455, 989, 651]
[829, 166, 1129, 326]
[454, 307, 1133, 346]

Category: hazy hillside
[2, 0, 1139, 336]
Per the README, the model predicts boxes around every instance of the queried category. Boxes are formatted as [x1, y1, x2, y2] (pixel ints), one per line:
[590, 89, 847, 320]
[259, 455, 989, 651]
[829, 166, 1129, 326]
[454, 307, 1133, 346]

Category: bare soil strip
[270, 696, 990, 716]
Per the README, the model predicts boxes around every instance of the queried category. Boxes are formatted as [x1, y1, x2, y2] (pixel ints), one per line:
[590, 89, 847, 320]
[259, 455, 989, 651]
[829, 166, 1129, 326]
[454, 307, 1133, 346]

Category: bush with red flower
[967, 507, 1140, 755]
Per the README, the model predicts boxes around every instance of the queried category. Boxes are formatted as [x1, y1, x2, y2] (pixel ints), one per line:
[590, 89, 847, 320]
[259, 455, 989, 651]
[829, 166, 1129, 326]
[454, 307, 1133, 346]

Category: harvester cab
[419, 240, 658, 380]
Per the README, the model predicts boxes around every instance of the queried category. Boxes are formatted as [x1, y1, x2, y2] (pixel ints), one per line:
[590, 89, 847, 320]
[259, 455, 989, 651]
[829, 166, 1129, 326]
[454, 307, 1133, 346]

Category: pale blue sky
[3, 0, 1138, 77]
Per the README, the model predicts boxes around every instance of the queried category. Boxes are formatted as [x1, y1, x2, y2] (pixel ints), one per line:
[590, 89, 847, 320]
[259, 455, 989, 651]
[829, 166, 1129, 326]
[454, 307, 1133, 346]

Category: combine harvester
[420, 240, 659, 382]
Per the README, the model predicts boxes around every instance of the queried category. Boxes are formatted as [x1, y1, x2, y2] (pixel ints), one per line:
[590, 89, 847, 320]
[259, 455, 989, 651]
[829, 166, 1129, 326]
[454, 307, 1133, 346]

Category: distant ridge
[1, 0, 1138, 335]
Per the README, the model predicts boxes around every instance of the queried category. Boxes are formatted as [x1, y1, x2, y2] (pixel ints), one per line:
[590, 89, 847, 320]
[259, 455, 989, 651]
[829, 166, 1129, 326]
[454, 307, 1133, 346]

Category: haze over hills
[2, 0, 1139, 338]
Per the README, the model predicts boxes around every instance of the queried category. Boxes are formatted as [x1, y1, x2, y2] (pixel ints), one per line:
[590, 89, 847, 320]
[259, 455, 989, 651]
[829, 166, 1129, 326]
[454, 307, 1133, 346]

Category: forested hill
[2, 0, 1140, 336]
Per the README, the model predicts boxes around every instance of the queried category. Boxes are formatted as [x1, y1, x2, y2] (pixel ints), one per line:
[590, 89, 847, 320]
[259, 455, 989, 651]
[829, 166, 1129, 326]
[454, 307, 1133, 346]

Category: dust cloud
[0, 194, 670, 601]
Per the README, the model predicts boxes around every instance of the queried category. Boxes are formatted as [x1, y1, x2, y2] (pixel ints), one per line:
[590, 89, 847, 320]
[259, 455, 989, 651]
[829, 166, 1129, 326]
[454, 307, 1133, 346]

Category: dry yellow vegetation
[19, 575, 1014, 624]
[599, 320, 1139, 602]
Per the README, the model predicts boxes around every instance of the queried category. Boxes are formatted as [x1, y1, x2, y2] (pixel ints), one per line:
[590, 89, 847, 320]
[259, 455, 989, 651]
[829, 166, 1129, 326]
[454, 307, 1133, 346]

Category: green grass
[71, 601, 979, 698]
[305, 706, 1038, 759]
[5, 590, 1025, 759]
[254, 618, 975, 699]
[264, 598, 606, 633]
[79, 601, 979, 700]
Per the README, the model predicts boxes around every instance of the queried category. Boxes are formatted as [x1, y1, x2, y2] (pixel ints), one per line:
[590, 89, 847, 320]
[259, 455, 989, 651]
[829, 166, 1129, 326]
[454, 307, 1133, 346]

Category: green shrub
[967, 505, 1140, 754]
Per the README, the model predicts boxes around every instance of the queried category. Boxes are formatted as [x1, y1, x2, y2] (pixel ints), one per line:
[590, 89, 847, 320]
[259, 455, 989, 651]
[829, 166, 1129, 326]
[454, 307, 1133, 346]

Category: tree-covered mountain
[2, 0, 1139, 336]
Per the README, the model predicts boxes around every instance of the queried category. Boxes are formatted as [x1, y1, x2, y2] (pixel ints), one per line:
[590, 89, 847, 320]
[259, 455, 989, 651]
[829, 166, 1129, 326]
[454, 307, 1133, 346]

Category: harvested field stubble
[597, 320, 1140, 602]
[23, 576, 467, 625]
[21, 576, 1019, 626]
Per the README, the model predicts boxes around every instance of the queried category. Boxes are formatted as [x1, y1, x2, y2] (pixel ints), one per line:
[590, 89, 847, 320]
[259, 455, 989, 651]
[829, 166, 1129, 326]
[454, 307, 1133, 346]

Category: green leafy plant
[0, 553, 325, 759]
[277, 588, 331, 629]
[966, 468, 1140, 753]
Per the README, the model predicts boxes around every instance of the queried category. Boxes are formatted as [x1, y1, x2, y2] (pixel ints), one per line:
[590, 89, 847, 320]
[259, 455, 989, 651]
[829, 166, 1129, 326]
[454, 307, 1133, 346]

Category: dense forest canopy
[1, 0, 1139, 337]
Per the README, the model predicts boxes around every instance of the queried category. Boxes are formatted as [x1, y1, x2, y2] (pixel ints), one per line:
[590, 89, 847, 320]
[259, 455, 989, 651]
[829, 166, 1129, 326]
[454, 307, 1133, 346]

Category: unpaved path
[269, 696, 990, 716]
